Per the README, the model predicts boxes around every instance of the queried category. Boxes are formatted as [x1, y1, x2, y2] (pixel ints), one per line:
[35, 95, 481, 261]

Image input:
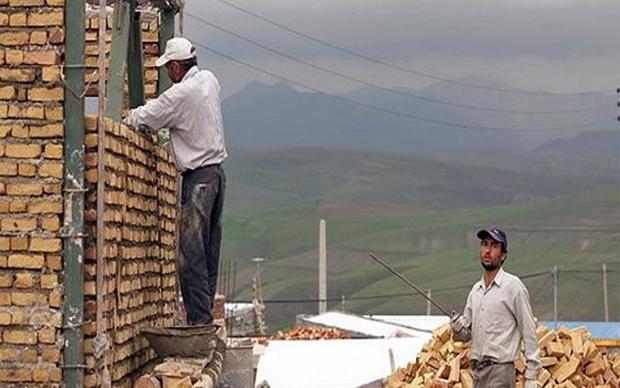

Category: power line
[186, 38, 616, 132]
[208, 0, 615, 98]
[186, 12, 612, 115]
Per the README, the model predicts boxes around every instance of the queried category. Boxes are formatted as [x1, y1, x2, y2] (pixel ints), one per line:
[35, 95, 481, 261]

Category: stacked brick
[83, 117, 179, 387]
[0, 0, 65, 385]
[84, 8, 160, 100]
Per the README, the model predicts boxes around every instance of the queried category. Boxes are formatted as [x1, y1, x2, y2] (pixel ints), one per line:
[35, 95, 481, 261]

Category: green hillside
[219, 149, 620, 330]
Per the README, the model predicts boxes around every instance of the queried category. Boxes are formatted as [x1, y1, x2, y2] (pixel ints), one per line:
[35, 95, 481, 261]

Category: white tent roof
[301, 311, 447, 338]
[255, 337, 428, 388]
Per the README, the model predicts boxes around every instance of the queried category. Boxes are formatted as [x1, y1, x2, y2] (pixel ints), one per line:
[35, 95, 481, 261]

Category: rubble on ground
[271, 325, 350, 341]
[385, 323, 620, 388]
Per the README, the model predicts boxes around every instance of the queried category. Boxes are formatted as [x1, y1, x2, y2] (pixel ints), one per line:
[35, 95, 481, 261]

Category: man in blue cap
[450, 227, 540, 388]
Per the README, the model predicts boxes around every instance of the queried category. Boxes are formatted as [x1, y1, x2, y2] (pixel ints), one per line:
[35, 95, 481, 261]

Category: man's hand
[524, 379, 537, 388]
[450, 312, 467, 333]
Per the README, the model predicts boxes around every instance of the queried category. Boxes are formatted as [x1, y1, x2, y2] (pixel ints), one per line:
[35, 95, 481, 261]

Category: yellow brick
[49, 368, 61, 383]
[0, 273, 11, 286]
[8, 104, 45, 119]
[38, 161, 63, 178]
[0, 200, 8, 212]
[43, 143, 63, 159]
[0, 13, 7, 26]
[41, 216, 60, 231]
[0, 238, 8, 251]
[40, 273, 58, 289]
[0, 85, 15, 99]
[0, 31, 29, 46]
[28, 11, 63, 26]
[8, 13, 26, 26]
[0, 105, 7, 118]
[9, 0, 44, 5]
[85, 169, 97, 183]
[0, 68, 35, 82]
[0, 255, 5, 267]
[8, 254, 44, 269]
[29, 199, 62, 214]
[5, 49, 22, 65]
[0, 293, 9, 305]
[46, 0, 63, 5]
[19, 349, 37, 363]
[38, 327, 55, 343]
[48, 289, 61, 306]
[30, 237, 61, 252]
[14, 273, 34, 288]
[42, 347, 60, 362]
[44, 106, 63, 121]
[43, 183, 61, 194]
[29, 30, 47, 45]
[0, 368, 31, 382]
[17, 163, 37, 177]
[29, 123, 63, 138]
[0, 217, 36, 231]
[0, 125, 9, 137]
[0, 312, 10, 325]
[10, 310, 26, 324]
[41, 65, 61, 82]
[11, 291, 36, 305]
[5, 143, 41, 158]
[23, 50, 58, 65]
[6, 183, 43, 197]
[33, 369, 50, 382]
[0, 162, 17, 176]
[84, 134, 98, 148]
[10, 237, 27, 250]
[10, 124, 28, 138]
[28, 87, 63, 101]
[3, 329, 37, 344]
[9, 200, 26, 212]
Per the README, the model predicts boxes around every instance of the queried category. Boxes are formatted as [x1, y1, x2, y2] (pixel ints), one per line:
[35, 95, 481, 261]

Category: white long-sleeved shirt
[459, 268, 541, 381]
[124, 66, 227, 171]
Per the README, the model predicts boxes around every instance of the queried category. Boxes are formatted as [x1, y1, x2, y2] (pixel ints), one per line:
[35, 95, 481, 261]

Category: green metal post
[63, 0, 86, 385]
[106, 0, 130, 121]
[158, 9, 175, 94]
[127, 0, 145, 108]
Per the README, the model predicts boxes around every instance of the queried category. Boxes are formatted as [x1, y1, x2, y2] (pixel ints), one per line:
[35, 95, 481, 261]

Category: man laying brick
[124, 37, 227, 326]
[450, 227, 540, 388]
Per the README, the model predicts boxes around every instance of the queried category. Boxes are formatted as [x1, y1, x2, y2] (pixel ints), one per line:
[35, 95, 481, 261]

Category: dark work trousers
[179, 164, 226, 325]
[473, 362, 516, 388]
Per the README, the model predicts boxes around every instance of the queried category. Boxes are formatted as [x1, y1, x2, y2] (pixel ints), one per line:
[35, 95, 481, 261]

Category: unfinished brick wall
[0, 0, 65, 385]
[0, 3, 180, 387]
[83, 117, 178, 387]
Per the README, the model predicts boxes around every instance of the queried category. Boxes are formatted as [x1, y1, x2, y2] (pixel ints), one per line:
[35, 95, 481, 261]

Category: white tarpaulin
[254, 337, 428, 388]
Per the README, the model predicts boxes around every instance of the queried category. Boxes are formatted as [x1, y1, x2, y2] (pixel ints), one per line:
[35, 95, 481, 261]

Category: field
[219, 149, 620, 330]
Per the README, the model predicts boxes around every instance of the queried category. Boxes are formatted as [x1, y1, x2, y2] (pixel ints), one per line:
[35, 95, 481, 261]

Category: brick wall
[0, 3, 180, 387]
[0, 0, 65, 385]
[83, 117, 178, 387]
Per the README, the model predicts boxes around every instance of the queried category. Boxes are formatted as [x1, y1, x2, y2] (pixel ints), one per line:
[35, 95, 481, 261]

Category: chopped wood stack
[385, 324, 620, 388]
[271, 325, 350, 341]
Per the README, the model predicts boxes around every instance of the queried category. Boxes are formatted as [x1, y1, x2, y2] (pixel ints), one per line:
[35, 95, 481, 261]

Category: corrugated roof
[540, 321, 620, 341]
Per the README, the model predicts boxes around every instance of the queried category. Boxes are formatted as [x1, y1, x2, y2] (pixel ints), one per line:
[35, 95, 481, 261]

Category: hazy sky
[182, 0, 619, 98]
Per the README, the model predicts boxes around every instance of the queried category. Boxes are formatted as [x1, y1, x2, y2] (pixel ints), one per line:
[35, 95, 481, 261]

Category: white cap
[155, 37, 196, 67]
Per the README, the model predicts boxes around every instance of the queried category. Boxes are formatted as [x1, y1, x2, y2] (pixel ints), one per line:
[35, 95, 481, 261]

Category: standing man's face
[479, 238, 505, 271]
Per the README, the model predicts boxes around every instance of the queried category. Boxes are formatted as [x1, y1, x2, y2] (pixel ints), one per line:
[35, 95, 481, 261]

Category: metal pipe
[368, 252, 452, 317]
[63, 0, 86, 385]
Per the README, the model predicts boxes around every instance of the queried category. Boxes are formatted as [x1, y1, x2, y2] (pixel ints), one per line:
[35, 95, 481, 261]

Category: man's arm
[124, 89, 180, 130]
[514, 283, 540, 382]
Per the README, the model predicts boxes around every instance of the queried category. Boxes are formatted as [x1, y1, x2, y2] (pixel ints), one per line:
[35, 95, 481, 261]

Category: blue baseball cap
[477, 226, 508, 251]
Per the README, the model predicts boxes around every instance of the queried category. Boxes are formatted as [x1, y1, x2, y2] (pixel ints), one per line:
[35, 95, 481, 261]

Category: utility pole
[602, 264, 609, 322]
[319, 219, 327, 314]
[426, 289, 432, 316]
[553, 266, 558, 326]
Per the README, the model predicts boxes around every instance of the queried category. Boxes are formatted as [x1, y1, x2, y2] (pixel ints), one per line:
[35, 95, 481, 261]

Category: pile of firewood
[271, 325, 350, 340]
[385, 323, 620, 388]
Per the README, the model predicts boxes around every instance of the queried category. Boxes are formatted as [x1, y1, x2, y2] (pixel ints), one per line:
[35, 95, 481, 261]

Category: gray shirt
[459, 268, 540, 380]
[124, 66, 227, 171]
